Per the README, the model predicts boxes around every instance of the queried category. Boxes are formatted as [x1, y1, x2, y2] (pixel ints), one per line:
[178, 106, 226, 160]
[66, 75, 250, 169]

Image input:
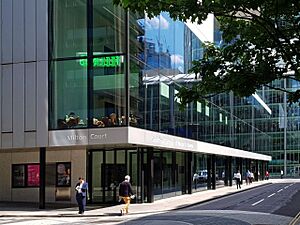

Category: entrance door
[88, 149, 140, 204]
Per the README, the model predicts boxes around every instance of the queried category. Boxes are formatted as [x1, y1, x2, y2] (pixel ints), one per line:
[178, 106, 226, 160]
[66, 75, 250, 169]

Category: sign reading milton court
[49, 128, 128, 147]
[77, 52, 123, 68]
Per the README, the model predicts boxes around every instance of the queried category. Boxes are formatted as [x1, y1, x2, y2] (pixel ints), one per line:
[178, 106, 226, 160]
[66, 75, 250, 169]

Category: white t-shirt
[235, 172, 241, 180]
[75, 182, 83, 194]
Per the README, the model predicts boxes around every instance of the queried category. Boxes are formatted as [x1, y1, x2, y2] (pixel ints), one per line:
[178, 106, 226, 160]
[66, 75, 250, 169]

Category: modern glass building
[253, 78, 300, 177]
[0, 0, 271, 207]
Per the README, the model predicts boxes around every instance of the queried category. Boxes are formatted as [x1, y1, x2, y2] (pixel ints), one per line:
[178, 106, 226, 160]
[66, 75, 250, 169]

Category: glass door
[153, 151, 162, 200]
[89, 149, 138, 204]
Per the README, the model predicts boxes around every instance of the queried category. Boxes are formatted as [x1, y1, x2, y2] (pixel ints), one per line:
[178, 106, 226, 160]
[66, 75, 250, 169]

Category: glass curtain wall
[153, 150, 186, 200]
[153, 150, 162, 200]
[50, 0, 130, 129]
[92, 1, 126, 128]
[192, 153, 207, 192]
[175, 152, 185, 196]
[255, 78, 300, 177]
[50, 0, 88, 129]
[216, 156, 226, 187]
[49, 1, 273, 161]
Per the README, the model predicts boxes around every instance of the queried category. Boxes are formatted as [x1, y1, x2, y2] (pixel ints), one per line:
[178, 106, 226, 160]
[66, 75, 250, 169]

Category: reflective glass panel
[51, 0, 87, 58]
[93, 0, 125, 54]
[92, 54, 126, 128]
[50, 60, 88, 129]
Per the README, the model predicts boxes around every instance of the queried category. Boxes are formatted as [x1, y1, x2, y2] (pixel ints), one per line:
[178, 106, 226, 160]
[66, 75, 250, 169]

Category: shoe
[120, 209, 123, 216]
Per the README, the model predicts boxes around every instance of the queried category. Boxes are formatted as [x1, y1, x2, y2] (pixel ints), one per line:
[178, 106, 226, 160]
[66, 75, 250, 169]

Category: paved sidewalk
[0, 179, 281, 217]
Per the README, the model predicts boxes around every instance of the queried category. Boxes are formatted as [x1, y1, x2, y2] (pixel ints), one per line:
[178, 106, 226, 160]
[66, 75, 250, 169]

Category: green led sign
[79, 55, 122, 68]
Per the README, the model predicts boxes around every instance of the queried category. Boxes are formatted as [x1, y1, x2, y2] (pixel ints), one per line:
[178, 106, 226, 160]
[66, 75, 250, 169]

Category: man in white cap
[119, 175, 134, 215]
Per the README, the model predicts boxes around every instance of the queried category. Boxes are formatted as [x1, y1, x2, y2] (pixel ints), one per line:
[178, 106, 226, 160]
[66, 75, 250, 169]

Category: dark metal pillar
[207, 155, 212, 189]
[147, 149, 154, 203]
[225, 156, 232, 186]
[211, 155, 216, 190]
[224, 157, 229, 186]
[255, 160, 259, 181]
[229, 157, 233, 186]
[87, 0, 94, 127]
[125, 9, 130, 125]
[239, 158, 243, 185]
[39, 147, 46, 209]
[262, 161, 266, 180]
[186, 152, 193, 194]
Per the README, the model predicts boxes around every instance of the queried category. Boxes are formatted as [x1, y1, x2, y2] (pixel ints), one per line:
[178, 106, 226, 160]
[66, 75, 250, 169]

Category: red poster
[27, 165, 40, 187]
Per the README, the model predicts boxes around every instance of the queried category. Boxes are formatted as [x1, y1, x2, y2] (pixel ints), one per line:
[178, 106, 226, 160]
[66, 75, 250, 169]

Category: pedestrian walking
[234, 170, 241, 189]
[193, 172, 199, 190]
[81, 178, 89, 211]
[265, 171, 269, 180]
[75, 177, 88, 214]
[119, 175, 135, 215]
[246, 170, 251, 184]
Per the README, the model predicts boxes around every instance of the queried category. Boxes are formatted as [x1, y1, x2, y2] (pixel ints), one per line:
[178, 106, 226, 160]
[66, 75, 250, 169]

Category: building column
[225, 156, 233, 186]
[125, 8, 130, 126]
[186, 152, 193, 194]
[261, 161, 266, 180]
[146, 148, 154, 203]
[39, 147, 46, 209]
[207, 155, 212, 189]
[87, 0, 94, 127]
[239, 158, 243, 185]
[255, 160, 259, 181]
[229, 157, 233, 186]
[211, 155, 216, 190]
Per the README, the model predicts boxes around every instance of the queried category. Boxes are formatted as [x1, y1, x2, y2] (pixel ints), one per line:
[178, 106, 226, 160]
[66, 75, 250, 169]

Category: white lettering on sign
[90, 133, 107, 140]
[67, 135, 87, 141]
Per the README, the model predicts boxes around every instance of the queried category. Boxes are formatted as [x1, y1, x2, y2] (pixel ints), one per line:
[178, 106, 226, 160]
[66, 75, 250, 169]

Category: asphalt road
[118, 182, 300, 225]
[190, 182, 300, 217]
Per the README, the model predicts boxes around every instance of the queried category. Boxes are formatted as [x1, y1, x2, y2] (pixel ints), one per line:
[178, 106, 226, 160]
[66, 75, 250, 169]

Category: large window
[51, 0, 87, 59]
[50, 60, 88, 129]
[12, 164, 40, 188]
[92, 55, 126, 128]
[93, 0, 126, 54]
[50, 0, 130, 130]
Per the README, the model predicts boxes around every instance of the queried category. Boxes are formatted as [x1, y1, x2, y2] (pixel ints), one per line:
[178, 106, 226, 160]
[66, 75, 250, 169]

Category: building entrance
[87, 148, 145, 204]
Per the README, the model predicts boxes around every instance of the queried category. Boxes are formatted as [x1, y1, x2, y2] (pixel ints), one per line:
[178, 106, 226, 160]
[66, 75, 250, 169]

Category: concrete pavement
[0, 179, 283, 218]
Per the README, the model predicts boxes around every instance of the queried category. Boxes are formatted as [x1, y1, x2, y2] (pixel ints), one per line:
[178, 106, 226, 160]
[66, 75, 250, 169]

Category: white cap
[125, 175, 130, 181]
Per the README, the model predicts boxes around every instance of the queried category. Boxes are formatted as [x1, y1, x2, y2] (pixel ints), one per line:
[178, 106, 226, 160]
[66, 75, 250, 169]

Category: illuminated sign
[77, 53, 123, 68]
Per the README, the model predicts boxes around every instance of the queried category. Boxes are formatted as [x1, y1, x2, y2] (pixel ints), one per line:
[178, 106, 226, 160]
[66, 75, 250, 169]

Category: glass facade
[254, 79, 300, 177]
[88, 148, 243, 204]
[50, 0, 127, 129]
[49, 1, 271, 157]
[50, 60, 88, 129]
[51, 0, 87, 59]
[49, 0, 271, 204]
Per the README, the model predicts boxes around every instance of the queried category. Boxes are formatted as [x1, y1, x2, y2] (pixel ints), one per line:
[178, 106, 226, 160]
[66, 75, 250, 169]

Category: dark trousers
[236, 178, 241, 189]
[76, 194, 85, 213]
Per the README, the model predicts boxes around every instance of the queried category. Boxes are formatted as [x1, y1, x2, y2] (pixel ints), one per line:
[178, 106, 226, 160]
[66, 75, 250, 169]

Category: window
[12, 164, 40, 188]
[49, 60, 88, 129]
